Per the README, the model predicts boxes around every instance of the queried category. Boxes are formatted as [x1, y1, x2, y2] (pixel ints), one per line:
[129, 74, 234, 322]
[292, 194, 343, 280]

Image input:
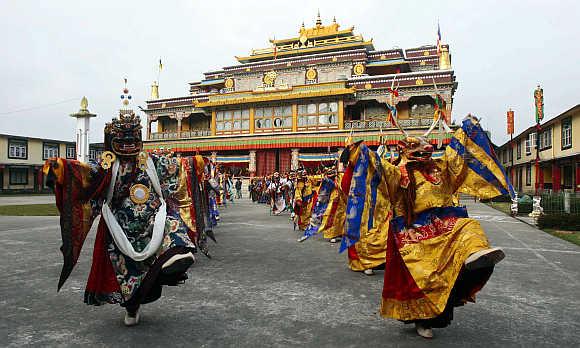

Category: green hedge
[540, 195, 580, 214]
[537, 214, 580, 231]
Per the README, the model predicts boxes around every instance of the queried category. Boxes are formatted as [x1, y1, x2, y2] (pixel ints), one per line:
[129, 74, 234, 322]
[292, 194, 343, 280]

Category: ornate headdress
[104, 81, 143, 157]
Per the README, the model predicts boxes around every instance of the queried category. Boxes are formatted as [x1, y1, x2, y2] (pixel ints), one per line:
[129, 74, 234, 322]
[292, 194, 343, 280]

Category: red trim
[382, 228, 424, 302]
[347, 245, 359, 261]
[146, 138, 451, 153]
[552, 162, 561, 192]
[85, 221, 121, 295]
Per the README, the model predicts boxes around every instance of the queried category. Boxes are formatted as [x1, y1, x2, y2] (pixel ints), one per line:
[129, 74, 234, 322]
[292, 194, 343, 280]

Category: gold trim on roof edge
[237, 40, 374, 62]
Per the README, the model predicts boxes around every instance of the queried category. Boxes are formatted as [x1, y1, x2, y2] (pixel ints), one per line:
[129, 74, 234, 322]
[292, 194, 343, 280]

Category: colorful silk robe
[302, 174, 346, 240]
[372, 118, 513, 321]
[44, 153, 204, 306]
[340, 145, 391, 272]
[293, 177, 317, 231]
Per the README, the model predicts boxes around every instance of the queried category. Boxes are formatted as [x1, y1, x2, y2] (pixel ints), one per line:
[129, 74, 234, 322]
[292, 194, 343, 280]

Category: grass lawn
[484, 202, 512, 215]
[485, 202, 580, 247]
[0, 204, 59, 216]
[543, 228, 580, 247]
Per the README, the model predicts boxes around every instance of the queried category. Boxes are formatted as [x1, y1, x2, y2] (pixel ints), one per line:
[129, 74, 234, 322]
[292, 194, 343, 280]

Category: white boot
[415, 322, 433, 338]
[297, 235, 308, 242]
[162, 252, 195, 274]
[363, 269, 375, 276]
[465, 247, 505, 271]
[124, 310, 140, 327]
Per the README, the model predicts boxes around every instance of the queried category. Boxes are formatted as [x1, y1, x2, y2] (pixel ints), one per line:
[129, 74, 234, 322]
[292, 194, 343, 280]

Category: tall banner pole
[507, 108, 514, 183]
[533, 85, 544, 195]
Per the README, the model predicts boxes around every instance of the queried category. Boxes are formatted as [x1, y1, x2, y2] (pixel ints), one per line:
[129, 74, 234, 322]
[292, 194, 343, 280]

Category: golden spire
[71, 96, 96, 118]
[80, 96, 88, 111]
[438, 45, 451, 70]
[316, 10, 322, 27]
[333, 16, 337, 24]
[151, 81, 159, 100]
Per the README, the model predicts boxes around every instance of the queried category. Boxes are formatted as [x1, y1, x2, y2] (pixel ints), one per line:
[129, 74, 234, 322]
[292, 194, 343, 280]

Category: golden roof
[237, 15, 371, 63]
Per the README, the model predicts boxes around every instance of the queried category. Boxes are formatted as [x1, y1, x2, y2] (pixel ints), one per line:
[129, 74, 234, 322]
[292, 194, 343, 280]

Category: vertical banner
[507, 109, 514, 135]
[534, 85, 544, 123]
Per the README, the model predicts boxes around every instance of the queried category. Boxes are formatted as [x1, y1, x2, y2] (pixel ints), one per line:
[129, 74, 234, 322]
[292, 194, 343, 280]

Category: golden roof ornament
[70, 96, 96, 118]
[80, 96, 88, 110]
[150, 81, 159, 100]
[316, 10, 322, 27]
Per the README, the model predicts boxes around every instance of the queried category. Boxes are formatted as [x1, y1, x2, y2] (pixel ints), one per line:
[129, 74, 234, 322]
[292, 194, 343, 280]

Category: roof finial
[301, 21, 305, 29]
[80, 96, 88, 111]
[333, 16, 337, 24]
[121, 78, 132, 107]
[316, 9, 322, 27]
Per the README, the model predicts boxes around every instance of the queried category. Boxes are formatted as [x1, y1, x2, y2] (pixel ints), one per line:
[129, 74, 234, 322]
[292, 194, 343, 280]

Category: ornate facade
[144, 16, 458, 176]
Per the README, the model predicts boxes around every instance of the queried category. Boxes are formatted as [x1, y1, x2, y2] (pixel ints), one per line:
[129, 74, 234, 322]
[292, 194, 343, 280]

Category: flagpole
[157, 58, 162, 87]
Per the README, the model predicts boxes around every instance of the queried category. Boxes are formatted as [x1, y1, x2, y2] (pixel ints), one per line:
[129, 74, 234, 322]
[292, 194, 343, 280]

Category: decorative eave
[143, 129, 452, 152]
[146, 95, 209, 110]
[368, 49, 405, 60]
[236, 39, 374, 63]
[224, 49, 367, 74]
[405, 45, 447, 58]
[195, 82, 355, 108]
[366, 58, 409, 68]
[347, 70, 456, 90]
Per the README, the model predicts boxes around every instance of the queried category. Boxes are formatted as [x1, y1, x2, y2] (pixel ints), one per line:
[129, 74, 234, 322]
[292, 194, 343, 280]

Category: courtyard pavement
[0, 194, 55, 206]
[0, 197, 578, 347]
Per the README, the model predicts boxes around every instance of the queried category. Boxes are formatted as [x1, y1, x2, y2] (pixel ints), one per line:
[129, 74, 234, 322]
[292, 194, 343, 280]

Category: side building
[144, 16, 458, 176]
[0, 134, 104, 193]
[497, 104, 580, 194]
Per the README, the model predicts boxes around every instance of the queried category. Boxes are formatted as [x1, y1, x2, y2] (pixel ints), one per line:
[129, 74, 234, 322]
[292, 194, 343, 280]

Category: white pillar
[337, 148, 345, 172]
[291, 148, 300, 170]
[75, 117, 91, 163]
[70, 97, 96, 163]
[248, 150, 257, 176]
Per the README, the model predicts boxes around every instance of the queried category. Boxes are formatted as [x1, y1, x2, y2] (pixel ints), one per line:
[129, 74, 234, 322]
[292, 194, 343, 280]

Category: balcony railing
[149, 129, 211, 140]
[344, 118, 434, 130]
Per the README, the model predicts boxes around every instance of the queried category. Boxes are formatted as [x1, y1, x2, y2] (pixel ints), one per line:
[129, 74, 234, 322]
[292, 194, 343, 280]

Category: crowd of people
[44, 109, 513, 340]
[256, 115, 513, 339]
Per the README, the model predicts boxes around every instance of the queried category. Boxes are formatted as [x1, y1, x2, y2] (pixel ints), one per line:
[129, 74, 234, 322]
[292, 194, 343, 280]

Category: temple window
[409, 96, 435, 118]
[216, 108, 250, 134]
[297, 101, 339, 130]
[254, 105, 292, 132]
[43, 142, 59, 160]
[8, 139, 27, 159]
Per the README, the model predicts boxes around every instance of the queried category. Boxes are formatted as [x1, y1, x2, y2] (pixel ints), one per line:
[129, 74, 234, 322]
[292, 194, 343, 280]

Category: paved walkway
[0, 198, 578, 347]
[0, 194, 55, 206]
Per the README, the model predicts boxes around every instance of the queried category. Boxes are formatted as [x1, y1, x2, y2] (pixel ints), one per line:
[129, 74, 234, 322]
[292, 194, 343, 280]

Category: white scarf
[101, 156, 166, 261]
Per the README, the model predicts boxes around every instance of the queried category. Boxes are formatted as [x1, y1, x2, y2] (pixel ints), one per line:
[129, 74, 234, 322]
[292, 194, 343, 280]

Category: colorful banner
[507, 109, 514, 135]
[534, 85, 544, 123]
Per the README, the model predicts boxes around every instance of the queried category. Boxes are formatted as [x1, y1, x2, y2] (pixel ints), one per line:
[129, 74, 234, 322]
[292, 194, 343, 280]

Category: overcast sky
[1, 0, 578, 145]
